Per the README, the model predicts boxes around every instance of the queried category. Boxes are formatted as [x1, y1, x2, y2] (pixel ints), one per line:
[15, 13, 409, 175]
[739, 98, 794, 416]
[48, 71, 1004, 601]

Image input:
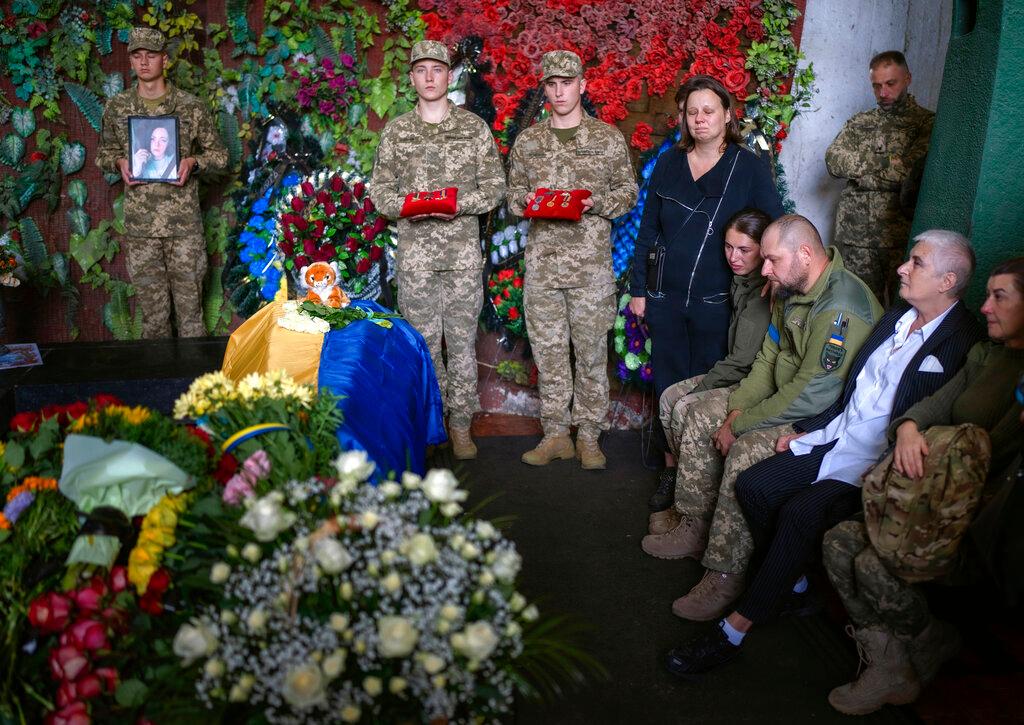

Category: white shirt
[790, 303, 955, 485]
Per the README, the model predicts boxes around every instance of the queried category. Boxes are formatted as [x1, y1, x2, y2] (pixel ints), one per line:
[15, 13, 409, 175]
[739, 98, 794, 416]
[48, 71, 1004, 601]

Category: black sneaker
[648, 467, 676, 511]
[665, 624, 742, 680]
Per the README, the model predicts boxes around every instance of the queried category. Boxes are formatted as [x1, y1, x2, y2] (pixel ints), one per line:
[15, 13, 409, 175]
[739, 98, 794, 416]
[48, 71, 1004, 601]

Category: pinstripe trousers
[733, 440, 862, 623]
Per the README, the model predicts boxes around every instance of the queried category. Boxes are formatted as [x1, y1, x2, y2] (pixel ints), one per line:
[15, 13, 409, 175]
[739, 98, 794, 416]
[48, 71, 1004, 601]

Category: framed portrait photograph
[128, 115, 180, 183]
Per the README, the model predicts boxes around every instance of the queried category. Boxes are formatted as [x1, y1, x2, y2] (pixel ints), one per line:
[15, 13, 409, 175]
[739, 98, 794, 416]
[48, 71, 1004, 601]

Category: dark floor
[455, 432, 917, 725]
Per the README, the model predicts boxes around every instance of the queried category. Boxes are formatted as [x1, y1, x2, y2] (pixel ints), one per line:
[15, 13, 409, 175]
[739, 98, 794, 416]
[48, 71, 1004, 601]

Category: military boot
[576, 436, 606, 470]
[641, 516, 708, 560]
[521, 435, 575, 466]
[449, 426, 477, 460]
[648, 508, 681, 535]
[648, 467, 677, 511]
[671, 569, 745, 621]
[908, 617, 961, 685]
[828, 626, 921, 715]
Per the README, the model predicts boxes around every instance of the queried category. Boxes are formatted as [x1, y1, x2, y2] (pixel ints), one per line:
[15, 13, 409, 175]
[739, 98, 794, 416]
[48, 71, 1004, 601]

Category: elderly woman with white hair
[664, 229, 986, 679]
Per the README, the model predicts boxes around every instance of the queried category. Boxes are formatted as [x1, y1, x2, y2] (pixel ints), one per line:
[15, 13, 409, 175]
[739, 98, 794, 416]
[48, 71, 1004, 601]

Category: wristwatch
[192, 159, 201, 174]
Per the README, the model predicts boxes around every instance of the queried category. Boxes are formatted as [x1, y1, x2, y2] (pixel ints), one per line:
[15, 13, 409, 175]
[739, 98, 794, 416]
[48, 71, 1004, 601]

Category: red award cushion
[523, 188, 592, 221]
[400, 187, 459, 217]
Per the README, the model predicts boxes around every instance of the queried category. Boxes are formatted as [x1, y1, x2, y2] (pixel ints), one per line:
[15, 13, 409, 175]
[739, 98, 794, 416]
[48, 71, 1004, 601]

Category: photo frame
[127, 115, 180, 183]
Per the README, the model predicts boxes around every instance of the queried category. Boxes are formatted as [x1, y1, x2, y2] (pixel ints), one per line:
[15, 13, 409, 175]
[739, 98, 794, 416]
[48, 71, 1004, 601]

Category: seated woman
[822, 256, 1024, 715]
[648, 207, 773, 529]
[660, 231, 987, 679]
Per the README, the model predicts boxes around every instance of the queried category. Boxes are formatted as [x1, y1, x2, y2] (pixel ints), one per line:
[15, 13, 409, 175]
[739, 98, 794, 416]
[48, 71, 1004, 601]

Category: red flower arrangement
[8, 395, 122, 434]
[290, 54, 359, 129]
[487, 260, 526, 337]
[277, 170, 393, 296]
[630, 122, 654, 152]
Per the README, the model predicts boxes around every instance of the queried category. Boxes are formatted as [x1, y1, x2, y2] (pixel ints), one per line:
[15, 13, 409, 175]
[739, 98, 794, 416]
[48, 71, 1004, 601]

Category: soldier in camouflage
[96, 27, 228, 339]
[507, 50, 638, 470]
[826, 50, 934, 305]
[370, 40, 506, 460]
[642, 215, 881, 620]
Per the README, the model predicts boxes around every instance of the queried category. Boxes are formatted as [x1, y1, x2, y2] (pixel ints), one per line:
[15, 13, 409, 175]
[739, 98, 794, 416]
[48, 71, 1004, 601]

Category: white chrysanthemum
[401, 533, 438, 566]
[451, 621, 499, 661]
[377, 615, 419, 657]
[172, 620, 218, 665]
[239, 494, 296, 542]
[421, 469, 468, 504]
[281, 660, 326, 709]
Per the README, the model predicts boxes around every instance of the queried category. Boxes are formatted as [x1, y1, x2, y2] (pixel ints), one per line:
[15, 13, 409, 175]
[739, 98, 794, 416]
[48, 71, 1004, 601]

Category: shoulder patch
[820, 311, 849, 372]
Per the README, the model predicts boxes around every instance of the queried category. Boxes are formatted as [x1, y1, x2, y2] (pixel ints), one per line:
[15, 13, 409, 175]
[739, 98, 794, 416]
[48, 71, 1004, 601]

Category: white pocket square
[918, 355, 944, 373]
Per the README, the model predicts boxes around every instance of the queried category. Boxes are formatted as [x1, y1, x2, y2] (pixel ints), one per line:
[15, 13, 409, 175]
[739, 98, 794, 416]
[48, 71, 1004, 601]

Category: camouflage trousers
[524, 281, 616, 439]
[398, 268, 482, 428]
[125, 234, 207, 339]
[843, 244, 906, 307]
[659, 375, 705, 453]
[822, 520, 930, 638]
[672, 386, 791, 574]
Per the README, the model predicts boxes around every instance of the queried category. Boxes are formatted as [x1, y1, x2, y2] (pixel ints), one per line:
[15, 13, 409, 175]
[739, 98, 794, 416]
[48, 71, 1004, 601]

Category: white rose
[382, 572, 402, 593]
[440, 603, 462, 621]
[491, 550, 522, 582]
[322, 649, 346, 678]
[379, 481, 402, 499]
[506, 621, 522, 638]
[478, 570, 495, 587]
[281, 660, 326, 709]
[421, 469, 468, 504]
[341, 705, 361, 723]
[228, 683, 249, 702]
[509, 592, 526, 612]
[522, 604, 539, 622]
[247, 608, 268, 633]
[313, 537, 353, 574]
[204, 659, 225, 678]
[210, 562, 231, 584]
[475, 521, 497, 539]
[420, 652, 445, 674]
[359, 511, 380, 529]
[389, 677, 408, 694]
[329, 613, 349, 632]
[339, 582, 354, 600]
[239, 495, 296, 542]
[402, 533, 438, 566]
[377, 615, 419, 658]
[220, 610, 237, 626]
[451, 621, 499, 661]
[363, 676, 383, 697]
[334, 450, 375, 482]
[449, 534, 466, 550]
[440, 502, 462, 518]
[241, 543, 262, 563]
[460, 542, 480, 560]
[381, 550, 397, 565]
[401, 471, 421, 489]
[172, 620, 218, 665]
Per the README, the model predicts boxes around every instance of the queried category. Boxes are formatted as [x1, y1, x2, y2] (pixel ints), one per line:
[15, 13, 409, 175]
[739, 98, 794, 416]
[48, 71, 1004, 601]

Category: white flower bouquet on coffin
[168, 454, 589, 724]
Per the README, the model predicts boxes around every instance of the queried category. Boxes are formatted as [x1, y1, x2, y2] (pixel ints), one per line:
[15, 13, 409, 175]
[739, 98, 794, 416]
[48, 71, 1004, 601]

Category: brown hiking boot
[671, 569, 744, 621]
[450, 426, 477, 460]
[908, 617, 961, 685]
[521, 435, 575, 466]
[648, 508, 681, 535]
[576, 436, 606, 470]
[641, 516, 708, 560]
[828, 626, 921, 715]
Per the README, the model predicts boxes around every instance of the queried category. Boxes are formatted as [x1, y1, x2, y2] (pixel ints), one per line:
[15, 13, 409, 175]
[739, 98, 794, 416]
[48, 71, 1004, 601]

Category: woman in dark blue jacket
[630, 75, 784, 477]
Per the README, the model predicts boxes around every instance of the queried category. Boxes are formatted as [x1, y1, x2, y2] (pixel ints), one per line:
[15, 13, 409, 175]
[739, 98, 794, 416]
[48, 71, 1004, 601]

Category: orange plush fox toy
[300, 261, 350, 308]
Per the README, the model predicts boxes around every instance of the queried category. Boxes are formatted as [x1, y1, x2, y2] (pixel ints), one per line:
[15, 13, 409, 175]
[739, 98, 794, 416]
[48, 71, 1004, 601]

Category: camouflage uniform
[674, 247, 882, 574]
[660, 374, 708, 453]
[96, 34, 227, 339]
[507, 95, 638, 438]
[823, 520, 930, 637]
[826, 94, 934, 304]
[370, 95, 506, 428]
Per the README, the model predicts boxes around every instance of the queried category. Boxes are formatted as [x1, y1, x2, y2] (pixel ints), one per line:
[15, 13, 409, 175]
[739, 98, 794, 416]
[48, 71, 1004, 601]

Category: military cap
[410, 40, 451, 67]
[127, 27, 167, 53]
[541, 50, 583, 81]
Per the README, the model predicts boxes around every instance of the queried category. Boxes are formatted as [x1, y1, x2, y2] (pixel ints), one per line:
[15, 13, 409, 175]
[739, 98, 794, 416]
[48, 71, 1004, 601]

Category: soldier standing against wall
[507, 51, 638, 469]
[96, 28, 227, 338]
[370, 41, 506, 460]
[826, 51, 934, 306]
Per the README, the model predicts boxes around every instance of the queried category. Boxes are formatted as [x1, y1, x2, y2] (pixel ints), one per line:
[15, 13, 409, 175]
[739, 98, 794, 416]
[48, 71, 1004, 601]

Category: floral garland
[612, 293, 652, 384]
[0, 476, 58, 533]
[487, 261, 526, 338]
[128, 492, 192, 594]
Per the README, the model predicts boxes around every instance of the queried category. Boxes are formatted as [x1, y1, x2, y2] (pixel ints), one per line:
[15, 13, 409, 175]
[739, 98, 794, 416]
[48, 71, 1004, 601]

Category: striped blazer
[794, 299, 985, 434]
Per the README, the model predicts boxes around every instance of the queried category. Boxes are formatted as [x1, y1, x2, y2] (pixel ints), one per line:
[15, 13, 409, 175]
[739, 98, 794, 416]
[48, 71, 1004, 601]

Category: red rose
[363, 197, 374, 213]
[369, 245, 383, 261]
[56, 680, 78, 708]
[345, 237, 360, 253]
[295, 255, 311, 269]
[26, 21, 47, 39]
[513, 278, 523, 288]
[508, 306, 520, 320]
[774, 141, 783, 154]
[71, 579, 106, 613]
[294, 217, 309, 232]
[90, 394, 122, 408]
[45, 701, 89, 725]
[776, 128, 788, 140]
[324, 201, 337, 217]
[10, 411, 39, 432]
[503, 288, 511, 298]
[340, 191, 352, 207]
[74, 673, 102, 701]
[108, 566, 128, 593]
[279, 240, 295, 256]
[316, 190, 330, 205]
[93, 667, 118, 693]
[49, 645, 90, 682]
[330, 175, 343, 192]
[68, 619, 109, 652]
[29, 592, 73, 633]
[213, 451, 238, 484]
[41, 404, 62, 420]
[352, 182, 365, 199]
[62, 401, 88, 423]
[300, 181, 315, 197]
[352, 210, 366, 226]
[311, 219, 325, 239]
[290, 197, 305, 213]
[302, 240, 317, 256]
[355, 257, 371, 274]
[371, 216, 389, 235]
[361, 225, 376, 241]
[313, 246, 335, 262]
[138, 592, 163, 616]
[492, 295, 503, 307]
[723, 68, 750, 96]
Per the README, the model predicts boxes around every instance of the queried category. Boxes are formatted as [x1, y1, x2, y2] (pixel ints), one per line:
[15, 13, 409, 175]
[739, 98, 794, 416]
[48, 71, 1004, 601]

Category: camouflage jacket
[728, 247, 883, 435]
[825, 94, 934, 249]
[507, 115, 638, 288]
[370, 102, 506, 273]
[96, 83, 228, 238]
[694, 269, 771, 392]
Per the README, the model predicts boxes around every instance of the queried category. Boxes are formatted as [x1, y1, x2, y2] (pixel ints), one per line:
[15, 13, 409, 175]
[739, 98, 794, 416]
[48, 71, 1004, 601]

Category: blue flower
[263, 217, 278, 233]
[252, 197, 269, 215]
[260, 267, 282, 300]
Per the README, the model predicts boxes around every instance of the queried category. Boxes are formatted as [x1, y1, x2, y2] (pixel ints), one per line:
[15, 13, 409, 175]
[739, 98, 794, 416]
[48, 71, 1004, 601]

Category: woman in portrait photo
[132, 123, 177, 181]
